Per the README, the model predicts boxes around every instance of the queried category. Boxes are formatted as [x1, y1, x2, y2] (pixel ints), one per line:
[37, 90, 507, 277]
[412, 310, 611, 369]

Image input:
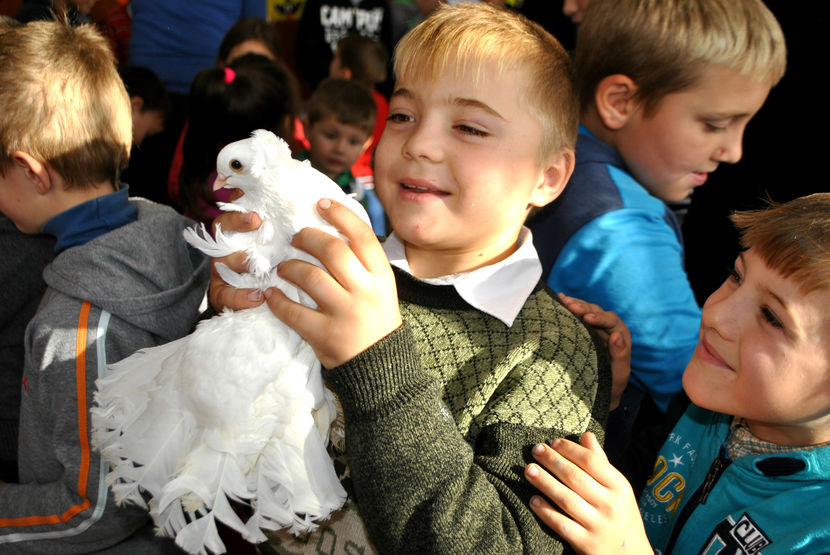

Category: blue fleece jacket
[529, 126, 700, 411]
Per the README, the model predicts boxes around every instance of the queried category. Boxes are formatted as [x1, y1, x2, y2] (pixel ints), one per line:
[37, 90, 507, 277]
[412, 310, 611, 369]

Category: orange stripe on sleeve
[0, 301, 93, 527]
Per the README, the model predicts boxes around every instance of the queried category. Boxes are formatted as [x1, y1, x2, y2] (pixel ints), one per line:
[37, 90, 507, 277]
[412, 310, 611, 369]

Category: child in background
[177, 53, 299, 225]
[119, 65, 171, 147]
[329, 33, 390, 188]
[528, 0, 785, 465]
[301, 78, 387, 235]
[0, 21, 209, 552]
[526, 193, 830, 554]
[167, 18, 304, 205]
[217, 17, 282, 65]
[212, 4, 613, 552]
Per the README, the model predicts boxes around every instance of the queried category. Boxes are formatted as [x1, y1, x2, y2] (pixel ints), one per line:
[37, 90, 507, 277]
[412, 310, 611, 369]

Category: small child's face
[329, 52, 347, 79]
[131, 108, 165, 147]
[683, 249, 830, 445]
[225, 39, 277, 64]
[375, 61, 563, 276]
[616, 64, 771, 202]
[306, 116, 370, 181]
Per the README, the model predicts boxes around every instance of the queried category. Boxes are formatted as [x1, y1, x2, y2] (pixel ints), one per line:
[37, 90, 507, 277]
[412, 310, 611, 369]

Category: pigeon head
[214, 129, 292, 195]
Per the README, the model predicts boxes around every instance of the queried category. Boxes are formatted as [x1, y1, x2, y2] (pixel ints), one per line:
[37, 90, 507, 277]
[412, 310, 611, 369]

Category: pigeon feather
[92, 130, 362, 554]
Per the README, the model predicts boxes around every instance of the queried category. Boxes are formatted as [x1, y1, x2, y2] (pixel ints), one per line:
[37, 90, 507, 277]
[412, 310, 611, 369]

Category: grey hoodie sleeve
[0, 296, 177, 554]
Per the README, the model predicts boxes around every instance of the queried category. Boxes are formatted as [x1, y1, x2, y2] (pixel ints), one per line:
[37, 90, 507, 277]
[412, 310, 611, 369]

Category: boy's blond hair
[307, 78, 376, 137]
[393, 2, 577, 161]
[576, 0, 786, 114]
[0, 21, 132, 188]
[732, 193, 830, 295]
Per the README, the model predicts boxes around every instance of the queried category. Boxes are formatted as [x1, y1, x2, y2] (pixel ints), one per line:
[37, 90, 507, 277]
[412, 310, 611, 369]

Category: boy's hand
[265, 199, 402, 369]
[558, 293, 631, 410]
[525, 433, 652, 555]
[208, 210, 266, 312]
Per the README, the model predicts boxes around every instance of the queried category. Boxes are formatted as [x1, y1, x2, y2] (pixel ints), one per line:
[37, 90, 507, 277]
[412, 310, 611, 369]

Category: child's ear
[594, 74, 640, 130]
[131, 96, 145, 113]
[13, 151, 53, 195]
[530, 148, 575, 208]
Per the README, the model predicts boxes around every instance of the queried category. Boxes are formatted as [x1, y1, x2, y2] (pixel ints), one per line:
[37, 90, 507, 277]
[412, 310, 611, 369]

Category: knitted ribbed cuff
[323, 323, 431, 419]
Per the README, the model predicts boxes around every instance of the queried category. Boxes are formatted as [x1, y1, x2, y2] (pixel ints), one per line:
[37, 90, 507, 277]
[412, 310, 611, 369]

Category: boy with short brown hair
[527, 193, 830, 553]
[301, 77, 386, 234]
[0, 21, 208, 552]
[215, 3, 610, 552]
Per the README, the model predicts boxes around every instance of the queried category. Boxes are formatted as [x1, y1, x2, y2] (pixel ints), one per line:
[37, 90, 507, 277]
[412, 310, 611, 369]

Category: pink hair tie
[224, 67, 236, 84]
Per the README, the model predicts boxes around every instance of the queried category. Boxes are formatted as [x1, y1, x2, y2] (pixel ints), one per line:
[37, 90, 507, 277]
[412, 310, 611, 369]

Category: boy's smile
[615, 64, 771, 202]
[375, 61, 568, 278]
[683, 250, 830, 446]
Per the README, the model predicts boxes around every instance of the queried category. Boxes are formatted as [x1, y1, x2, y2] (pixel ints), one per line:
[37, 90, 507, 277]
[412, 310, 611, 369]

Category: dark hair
[119, 65, 172, 119]
[179, 53, 299, 223]
[307, 78, 376, 136]
[336, 33, 388, 88]
[217, 17, 281, 64]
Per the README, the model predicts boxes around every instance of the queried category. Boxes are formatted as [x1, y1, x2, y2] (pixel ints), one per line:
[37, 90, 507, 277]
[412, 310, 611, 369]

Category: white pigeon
[92, 130, 368, 555]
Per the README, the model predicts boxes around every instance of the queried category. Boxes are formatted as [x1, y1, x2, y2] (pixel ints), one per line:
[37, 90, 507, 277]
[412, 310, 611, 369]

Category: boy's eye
[387, 113, 414, 124]
[703, 120, 729, 132]
[727, 266, 743, 284]
[760, 307, 784, 329]
[455, 124, 489, 137]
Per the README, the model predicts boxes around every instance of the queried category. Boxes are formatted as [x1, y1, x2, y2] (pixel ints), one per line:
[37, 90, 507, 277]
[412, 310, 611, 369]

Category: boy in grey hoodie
[0, 21, 209, 553]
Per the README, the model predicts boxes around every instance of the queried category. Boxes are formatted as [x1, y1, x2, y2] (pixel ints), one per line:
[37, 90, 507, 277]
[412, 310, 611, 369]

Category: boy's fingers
[208, 256, 265, 312]
[211, 210, 262, 235]
[264, 287, 326, 344]
[275, 258, 344, 311]
[525, 458, 598, 532]
[528, 494, 591, 549]
[209, 279, 263, 312]
[551, 437, 623, 492]
[290, 228, 373, 291]
[315, 199, 389, 272]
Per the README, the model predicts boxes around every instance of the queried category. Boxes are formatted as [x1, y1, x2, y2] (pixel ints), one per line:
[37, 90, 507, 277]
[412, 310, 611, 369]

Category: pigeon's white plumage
[92, 130, 366, 554]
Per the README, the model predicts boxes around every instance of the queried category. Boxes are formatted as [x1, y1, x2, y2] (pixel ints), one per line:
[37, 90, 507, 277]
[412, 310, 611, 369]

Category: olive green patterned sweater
[320, 267, 612, 554]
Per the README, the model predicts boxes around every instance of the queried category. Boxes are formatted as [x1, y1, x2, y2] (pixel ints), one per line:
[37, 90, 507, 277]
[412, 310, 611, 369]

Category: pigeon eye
[229, 159, 244, 173]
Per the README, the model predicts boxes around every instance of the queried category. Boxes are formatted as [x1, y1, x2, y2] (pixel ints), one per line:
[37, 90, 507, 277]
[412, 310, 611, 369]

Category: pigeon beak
[213, 174, 230, 191]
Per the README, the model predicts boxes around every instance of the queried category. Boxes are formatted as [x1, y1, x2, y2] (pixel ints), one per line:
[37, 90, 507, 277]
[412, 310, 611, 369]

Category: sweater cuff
[323, 323, 430, 418]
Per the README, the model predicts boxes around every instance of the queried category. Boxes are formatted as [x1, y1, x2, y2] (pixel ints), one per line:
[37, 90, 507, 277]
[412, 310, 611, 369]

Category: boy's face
[306, 116, 370, 181]
[683, 249, 830, 445]
[374, 61, 567, 277]
[131, 108, 165, 147]
[616, 64, 771, 202]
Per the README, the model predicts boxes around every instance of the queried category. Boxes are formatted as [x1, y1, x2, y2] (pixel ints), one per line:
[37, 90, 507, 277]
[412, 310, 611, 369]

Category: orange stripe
[0, 302, 93, 528]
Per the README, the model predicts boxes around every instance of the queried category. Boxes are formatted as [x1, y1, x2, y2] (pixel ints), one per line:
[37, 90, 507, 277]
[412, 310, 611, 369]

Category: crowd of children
[1, 1, 826, 554]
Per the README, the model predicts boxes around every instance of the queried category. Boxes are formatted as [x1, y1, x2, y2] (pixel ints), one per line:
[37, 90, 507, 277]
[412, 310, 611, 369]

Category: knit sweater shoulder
[322, 267, 612, 553]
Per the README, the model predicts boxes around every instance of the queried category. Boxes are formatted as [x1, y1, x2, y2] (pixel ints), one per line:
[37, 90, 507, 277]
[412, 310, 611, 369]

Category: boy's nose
[715, 130, 743, 164]
[402, 121, 443, 162]
[701, 279, 740, 340]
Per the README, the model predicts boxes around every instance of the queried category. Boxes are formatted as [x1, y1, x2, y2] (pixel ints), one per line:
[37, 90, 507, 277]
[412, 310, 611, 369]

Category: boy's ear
[130, 96, 145, 116]
[13, 151, 53, 195]
[594, 74, 640, 130]
[530, 148, 575, 208]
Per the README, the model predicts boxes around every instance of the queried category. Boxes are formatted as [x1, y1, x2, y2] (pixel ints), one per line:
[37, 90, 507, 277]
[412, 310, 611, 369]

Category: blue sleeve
[549, 207, 700, 412]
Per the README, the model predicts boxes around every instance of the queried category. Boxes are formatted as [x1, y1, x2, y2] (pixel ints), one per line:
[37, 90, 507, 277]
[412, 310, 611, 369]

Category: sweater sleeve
[550, 207, 700, 412]
[0, 300, 171, 554]
[324, 321, 609, 554]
